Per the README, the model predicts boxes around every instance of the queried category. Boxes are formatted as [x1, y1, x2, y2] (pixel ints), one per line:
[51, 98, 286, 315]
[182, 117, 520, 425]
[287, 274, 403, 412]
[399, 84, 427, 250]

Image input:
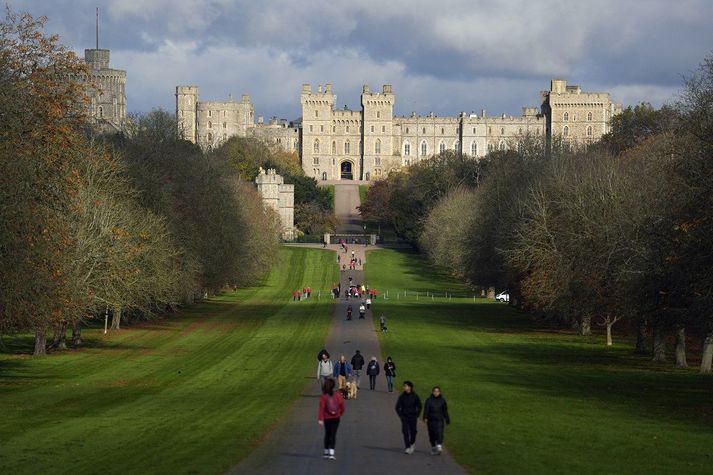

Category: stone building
[176, 79, 620, 180]
[83, 47, 127, 132]
[255, 168, 295, 240]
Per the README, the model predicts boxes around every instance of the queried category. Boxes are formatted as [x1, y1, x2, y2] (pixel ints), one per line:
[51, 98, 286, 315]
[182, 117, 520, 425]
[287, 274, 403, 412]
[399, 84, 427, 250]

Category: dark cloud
[11, 0, 713, 118]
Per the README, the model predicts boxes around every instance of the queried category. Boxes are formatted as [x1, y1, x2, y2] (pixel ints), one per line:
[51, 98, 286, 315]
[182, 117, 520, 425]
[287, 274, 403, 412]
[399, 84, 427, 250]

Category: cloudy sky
[14, 0, 713, 120]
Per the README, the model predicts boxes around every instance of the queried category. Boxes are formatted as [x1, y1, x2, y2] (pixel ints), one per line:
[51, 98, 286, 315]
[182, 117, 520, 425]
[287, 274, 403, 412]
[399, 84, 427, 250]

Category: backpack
[326, 394, 339, 416]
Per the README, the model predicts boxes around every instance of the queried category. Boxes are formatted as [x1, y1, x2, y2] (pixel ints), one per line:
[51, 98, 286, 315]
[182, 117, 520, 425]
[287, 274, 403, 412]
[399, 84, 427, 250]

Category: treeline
[362, 57, 713, 373]
[211, 137, 337, 235]
[0, 12, 281, 355]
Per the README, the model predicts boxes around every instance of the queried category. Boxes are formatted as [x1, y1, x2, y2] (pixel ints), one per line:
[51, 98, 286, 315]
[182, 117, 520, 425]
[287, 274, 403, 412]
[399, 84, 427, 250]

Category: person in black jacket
[423, 386, 450, 455]
[350, 350, 365, 388]
[384, 357, 396, 392]
[395, 380, 422, 454]
[366, 356, 380, 390]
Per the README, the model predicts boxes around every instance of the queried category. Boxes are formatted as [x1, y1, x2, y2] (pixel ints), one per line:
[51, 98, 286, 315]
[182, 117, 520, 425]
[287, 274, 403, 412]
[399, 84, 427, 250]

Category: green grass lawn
[324, 184, 336, 210]
[0, 248, 337, 475]
[358, 184, 368, 204]
[365, 248, 713, 475]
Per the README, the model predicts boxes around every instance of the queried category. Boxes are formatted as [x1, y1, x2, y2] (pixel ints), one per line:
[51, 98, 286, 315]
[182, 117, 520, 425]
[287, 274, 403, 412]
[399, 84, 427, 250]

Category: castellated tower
[301, 84, 336, 180]
[255, 168, 295, 240]
[361, 84, 395, 181]
[83, 47, 127, 131]
[176, 86, 198, 142]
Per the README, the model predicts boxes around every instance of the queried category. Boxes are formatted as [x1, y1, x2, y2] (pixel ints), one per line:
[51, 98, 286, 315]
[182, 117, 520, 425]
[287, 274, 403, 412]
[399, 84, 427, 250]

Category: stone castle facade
[176, 79, 621, 181]
[255, 168, 295, 240]
[83, 47, 127, 132]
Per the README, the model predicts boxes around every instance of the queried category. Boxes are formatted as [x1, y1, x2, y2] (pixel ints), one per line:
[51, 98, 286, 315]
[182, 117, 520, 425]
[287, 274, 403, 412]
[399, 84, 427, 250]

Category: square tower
[300, 84, 336, 179]
[361, 84, 395, 180]
[176, 86, 198, 142]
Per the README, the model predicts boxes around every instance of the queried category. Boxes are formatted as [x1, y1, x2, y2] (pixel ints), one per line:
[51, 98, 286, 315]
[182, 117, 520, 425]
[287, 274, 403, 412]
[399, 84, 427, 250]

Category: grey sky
[13, 0, 713, 120]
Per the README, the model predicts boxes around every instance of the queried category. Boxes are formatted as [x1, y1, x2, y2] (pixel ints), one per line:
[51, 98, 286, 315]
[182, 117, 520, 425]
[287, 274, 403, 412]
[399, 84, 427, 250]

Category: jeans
[427, 419, 445, 446]
[318, 375, 330, 389]
[353, 369, 362, 387]
[386, 374, 394, 392]
[401, 416, 418, 447]
[323, 418, 340, 449]
[368, 374, 377, 390]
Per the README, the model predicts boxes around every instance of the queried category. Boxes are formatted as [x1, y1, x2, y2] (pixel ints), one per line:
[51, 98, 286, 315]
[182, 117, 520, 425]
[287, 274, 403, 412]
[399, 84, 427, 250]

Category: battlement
[85, 48, 110, 70]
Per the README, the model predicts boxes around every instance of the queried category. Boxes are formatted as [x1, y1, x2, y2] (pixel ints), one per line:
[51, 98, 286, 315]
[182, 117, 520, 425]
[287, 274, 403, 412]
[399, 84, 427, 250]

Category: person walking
[358, 303, 366, 319]
[384, 356, 396, 392]
[346, 305, 352, 320]
[423, 386, 451, 455]
[395, 381, 422, 454]
[317, 352, 334, 388]
[379, 314, 387, 332]
[350, 350, 365, 388]
[318, 378, 345, 460]
[366, 356, 380, 390]
[333, 355, 352, 391]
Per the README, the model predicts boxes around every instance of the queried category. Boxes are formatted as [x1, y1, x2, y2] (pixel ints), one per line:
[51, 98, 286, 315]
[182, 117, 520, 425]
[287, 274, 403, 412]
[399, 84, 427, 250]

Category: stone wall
[255, 168, 295, 240]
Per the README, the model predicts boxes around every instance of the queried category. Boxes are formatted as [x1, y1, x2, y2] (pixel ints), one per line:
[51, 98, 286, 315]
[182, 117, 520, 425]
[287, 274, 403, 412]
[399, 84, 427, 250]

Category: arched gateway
[340, 161, 353, 180]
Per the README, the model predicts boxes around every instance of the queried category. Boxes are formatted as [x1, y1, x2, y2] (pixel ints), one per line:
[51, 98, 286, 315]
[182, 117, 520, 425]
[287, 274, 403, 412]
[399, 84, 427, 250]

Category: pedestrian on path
[317, 353, 334, 387]
[359, 303, 366, 319]
[366, 356, 380, 390]
[423, 386, 451, 455]
[346, 305, 352, 320]
[384, 356, 396, 392]
[318, 378, 345, 460]
[395, 380, 422, 455]
[333, 355, 352, 391]
[379, 314, 387, 332]
[350, 350, 365, 388]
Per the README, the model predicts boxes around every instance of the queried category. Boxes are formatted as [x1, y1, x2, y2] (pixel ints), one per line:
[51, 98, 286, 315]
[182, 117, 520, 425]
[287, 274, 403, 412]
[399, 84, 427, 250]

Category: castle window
[404, 142, 411, 156]
[313, 157, 319, 165]
[322, 172, 327, 181]
[375, 157, 381, 166]
[422, 127, 426, 134]
[563, 112, 569, 121]
[333, 126, 336, 132]
[441, 127, 444, 135]
[314, 139, 320, 153]
[223, 122, 227, 129]
[587, 126, 593, 136]
[375, 139, 381, 154]
[208, 133, 213, 141]
[500, 127, 505, 135]
[224, 111, 226, 117]
[309, 125, 313, 132]
[499, 141, 506, 151]
[472, 127, 476, 133]
[346, 125, 350, 133]
[587, 112, 593, 121]
[208, 121, 212, 129]
[439, 141, 445, 154]
[377, 111, 381, 118]
[563, 126, 569, 137]
[470, 142, 477, 156]
[420, 141, 428, 156]
[208, 111, 212, 117]
[371, 125, 374, 133]
[98, 106, 103, 118]
[332, 141, 336, 154]
[406, 128, 409, 134]
[321, 125, 324, 132]
[488, 127, 492, 134]
[572, 114, 577, 121]
[344, 141, 350, 154]
[315, 110, 319, 118]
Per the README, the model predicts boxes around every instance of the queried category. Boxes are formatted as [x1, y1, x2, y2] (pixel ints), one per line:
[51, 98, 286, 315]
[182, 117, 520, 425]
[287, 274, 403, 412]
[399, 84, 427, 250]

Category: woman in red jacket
[318, 378, 345, 460]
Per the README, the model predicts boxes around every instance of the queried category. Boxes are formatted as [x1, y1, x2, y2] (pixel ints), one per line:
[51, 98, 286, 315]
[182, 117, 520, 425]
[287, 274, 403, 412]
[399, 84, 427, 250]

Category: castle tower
[300, 83, 336, 179]
[361, 84, 395, 180]
[176, 86, 198, 142]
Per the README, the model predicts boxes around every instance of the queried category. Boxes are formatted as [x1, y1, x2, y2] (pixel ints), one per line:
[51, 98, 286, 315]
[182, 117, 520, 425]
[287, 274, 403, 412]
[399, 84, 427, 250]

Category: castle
[177, 80, 621, 181]
[254, 168, 295, 240]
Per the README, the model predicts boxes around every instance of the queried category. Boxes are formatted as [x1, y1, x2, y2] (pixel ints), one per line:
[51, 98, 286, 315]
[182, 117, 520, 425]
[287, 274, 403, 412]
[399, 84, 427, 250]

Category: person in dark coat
[384, 356, 396, 392]
[395, 380, 422, 454]
[366, 356, 380, 390]
[423, 386, 451, 455]
[350, 350, 365, 388]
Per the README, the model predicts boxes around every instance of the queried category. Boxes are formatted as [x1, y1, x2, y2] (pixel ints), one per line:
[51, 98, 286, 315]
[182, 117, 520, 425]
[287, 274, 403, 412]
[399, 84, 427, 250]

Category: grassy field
[324, 184, 336, 210]
[0, 248, 337, 475]
[365, 248, 713, 475]
[358, 184, 368, 204]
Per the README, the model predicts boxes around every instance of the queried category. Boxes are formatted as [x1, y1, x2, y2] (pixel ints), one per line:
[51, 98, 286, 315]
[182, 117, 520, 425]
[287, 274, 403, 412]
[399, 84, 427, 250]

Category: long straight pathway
[229, 186, 467, 474]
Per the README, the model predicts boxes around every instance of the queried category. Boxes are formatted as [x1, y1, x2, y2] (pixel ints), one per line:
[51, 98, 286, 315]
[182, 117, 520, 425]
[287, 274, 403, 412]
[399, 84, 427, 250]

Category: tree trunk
[51, 321, 68, 350]
[634, 317, 649, 354]
[34, 327, 47, 356]
[579, 315, 592, 336]
[606, 321, 613, 346]
[674, 326, 687, 368]
[72, 320, 82, 346]
[111, 306, 121, 330]
[652, 325, 666, 362]
[700, 331, 713, 374]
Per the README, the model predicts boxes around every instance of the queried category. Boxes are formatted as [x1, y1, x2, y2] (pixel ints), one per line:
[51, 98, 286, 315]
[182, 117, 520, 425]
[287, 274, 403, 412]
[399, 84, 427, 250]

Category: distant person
[307, 287, 312, 298]
[366, 297, 372, 309]
[351, 350, 365, 388]
[346, 305, 352, 320]
[366, 356, 380, 390]
[359, 303, 366, 319]
[317, 353, 334, 387]
[379, 314, 387, 332]
[384, 356, 396, 392]
[318, 378, 345, 460]
[333, 355, 352, 391]
[395, 380, 422, 455]
[423, 386, 451, 455]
